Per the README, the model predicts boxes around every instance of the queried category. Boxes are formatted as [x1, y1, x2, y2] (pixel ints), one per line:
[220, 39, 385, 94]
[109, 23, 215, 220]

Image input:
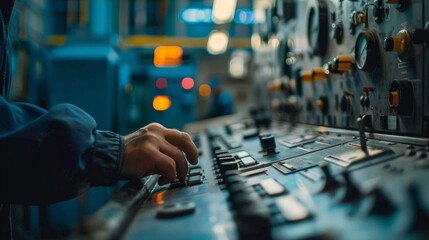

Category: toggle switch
[300, 71, 313, 83]
[313, 67, 328, 81]
[330, 55, 354, 73]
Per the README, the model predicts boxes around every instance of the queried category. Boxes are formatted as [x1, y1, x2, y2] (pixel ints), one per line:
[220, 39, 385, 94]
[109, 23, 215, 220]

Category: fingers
[122, 123, 198, 185]
[150, 149, 177, 185]
[128, 123, 198, 166]
[159, 141, 188, 182]
[163, 129, 199, 165]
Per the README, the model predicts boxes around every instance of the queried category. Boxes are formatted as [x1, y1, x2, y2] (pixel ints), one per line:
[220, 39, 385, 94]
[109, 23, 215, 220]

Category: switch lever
[356, 116, 368, 154]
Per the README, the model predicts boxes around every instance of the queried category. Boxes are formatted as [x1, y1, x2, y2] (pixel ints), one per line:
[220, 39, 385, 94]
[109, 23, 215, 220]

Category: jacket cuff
[88, 130, 124, 186]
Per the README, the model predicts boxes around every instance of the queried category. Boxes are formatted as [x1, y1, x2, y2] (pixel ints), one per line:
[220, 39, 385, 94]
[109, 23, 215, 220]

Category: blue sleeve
[0, 96, 124, 204]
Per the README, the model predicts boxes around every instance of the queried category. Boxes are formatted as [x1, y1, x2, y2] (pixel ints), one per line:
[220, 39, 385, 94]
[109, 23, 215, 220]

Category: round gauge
[354, 30, 380, 72]
[307, 0, 329, 56]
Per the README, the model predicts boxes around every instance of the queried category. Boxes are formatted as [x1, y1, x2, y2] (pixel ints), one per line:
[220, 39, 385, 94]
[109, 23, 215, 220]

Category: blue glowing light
[180, 8, 254, 24]
[234, 9, 254, 24]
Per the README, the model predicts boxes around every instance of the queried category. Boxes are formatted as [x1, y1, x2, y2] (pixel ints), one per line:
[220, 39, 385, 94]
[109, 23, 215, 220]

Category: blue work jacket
[0, 1, 124, 205]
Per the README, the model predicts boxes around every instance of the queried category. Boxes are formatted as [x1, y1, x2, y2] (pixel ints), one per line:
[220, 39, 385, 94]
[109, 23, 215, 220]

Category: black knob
[360, 95, 370, 108]
[216, 154, 233, 160]
[319, 163, 341, 193]
[411, 29, 429, 44]
[360, 95, 365, 107]
[220, 161, 238, 173]
[234, 203, 272, 240]
[317, 96, 329, 115]
[384, 37, 395, 51]
[227, 182, 250, 196]
[230, 191, 260, 208]
[259, 133, 271, 147]
[364, 96, 370, 107]
[408, 184, 429, 232]
[340, 95, 351, 113]
[366, 187, 395, 216]
[224, 175, 243, 185]
[249, 107, 260, 117]
[261, 135, 278, 155]
[306, 98, 313, 112]
[214, 155, 234, 168]
[217, 156, 235, 165]
[255, 115, 272, 129]
[338, 171, 362, 203]
[214, 149, 229, 155]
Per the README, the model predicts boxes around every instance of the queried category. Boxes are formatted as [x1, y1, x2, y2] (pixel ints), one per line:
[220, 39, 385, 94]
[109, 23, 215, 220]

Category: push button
[276, 196, 311, 222]
[156, 201, 197, 219]
[234, 151, 250, 158]
[188, 175, 203, 186]
[259, 178, 286, 196]
[189, 168, 203, 176]
[240, 156, 257, 167]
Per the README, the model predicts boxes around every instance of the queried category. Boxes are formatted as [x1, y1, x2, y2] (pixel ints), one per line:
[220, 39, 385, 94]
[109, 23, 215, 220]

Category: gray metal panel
[47, 44, 119, 131]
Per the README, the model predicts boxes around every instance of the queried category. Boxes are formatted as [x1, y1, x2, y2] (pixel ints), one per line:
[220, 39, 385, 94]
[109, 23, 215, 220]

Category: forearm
[0, 98, 124, 204]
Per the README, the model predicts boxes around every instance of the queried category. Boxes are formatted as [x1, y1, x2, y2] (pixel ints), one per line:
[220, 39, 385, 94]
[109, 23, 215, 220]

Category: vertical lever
[356, 116, 368, 154]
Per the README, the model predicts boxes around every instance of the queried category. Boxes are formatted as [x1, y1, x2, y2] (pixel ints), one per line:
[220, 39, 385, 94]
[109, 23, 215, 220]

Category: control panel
[77, 1, 429, 239]
[262, 0, 428, 136]
[79, 118, 429, 239]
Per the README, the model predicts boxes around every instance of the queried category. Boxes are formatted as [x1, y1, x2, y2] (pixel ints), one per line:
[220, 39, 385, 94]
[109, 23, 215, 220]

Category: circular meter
[354, 30, 380, 72]
[307, 0, 329, 56]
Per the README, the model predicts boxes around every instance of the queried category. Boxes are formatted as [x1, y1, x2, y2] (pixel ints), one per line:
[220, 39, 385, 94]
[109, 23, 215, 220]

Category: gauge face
[354, 31, 379, 72]
[306, 0, 329, 56]
[307, 8, 318, 49]
[355, 34, 368, 69]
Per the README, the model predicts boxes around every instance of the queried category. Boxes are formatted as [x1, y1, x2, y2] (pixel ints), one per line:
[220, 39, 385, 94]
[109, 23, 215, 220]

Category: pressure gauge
[354, 30, 380, 72]
[307, 0, 329, 56]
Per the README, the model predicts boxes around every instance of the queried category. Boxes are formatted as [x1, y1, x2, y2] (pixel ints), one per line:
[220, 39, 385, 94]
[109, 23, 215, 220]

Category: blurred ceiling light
[251, 33, 262, 49]
[207, 30, 229, 55]
[268, 37, 280, 48]
[212, 0, 237, 24]
[181, 8, 212, 23]
[229, 58, 245, 78]
[253, 9, 266, 23]
[229, 50, 250, 78]
[234, 9, 254, 24]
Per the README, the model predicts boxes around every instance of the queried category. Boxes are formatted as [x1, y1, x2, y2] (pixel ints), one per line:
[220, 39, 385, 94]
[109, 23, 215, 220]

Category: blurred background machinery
[6, 0, 429, 239]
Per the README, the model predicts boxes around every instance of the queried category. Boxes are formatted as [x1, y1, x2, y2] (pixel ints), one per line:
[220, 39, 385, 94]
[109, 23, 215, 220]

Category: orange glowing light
[154, 46, 183, 67]
[199, 84, 211, 97]
[181, 77, 194, 90]
[153, 95, 171, 111]
[155, 191, 166, 205]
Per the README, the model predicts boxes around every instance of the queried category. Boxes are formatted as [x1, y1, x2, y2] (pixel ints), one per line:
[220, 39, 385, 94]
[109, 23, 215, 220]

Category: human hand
[121, 123, 198, 185]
